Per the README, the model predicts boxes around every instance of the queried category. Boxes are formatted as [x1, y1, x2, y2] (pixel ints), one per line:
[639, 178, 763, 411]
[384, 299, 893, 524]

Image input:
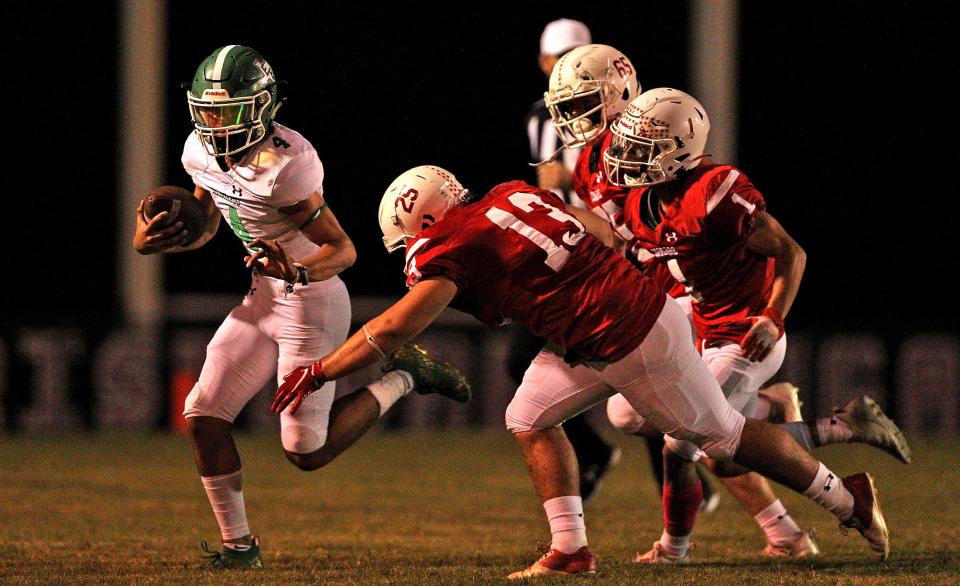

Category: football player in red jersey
[519, 23, 623, 505]
[543, 43, 639, 244]
[273, 165, 893, 577]
[546, 43, 725, 511]
[602, 88, 911, 562]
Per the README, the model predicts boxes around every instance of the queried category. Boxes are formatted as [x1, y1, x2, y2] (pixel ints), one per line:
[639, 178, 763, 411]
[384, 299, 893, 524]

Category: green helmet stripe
[211, 44, 239, 89]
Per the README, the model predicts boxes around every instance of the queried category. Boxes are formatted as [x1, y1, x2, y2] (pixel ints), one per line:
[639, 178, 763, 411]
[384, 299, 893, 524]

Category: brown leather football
[143, 185, 207, 246]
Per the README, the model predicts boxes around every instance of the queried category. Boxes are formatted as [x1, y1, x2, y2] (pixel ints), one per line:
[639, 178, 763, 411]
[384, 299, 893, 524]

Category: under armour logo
[665, 231, 678, 243]
[824, 473, 835, 492]
[231, 185, 243, 197]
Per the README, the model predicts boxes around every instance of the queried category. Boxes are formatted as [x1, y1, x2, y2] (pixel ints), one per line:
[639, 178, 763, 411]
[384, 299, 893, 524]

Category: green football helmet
[187, 45, 281, 157]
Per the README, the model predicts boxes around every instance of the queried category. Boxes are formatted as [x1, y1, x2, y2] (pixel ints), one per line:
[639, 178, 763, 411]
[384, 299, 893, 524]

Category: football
[143, 185, 207, 246]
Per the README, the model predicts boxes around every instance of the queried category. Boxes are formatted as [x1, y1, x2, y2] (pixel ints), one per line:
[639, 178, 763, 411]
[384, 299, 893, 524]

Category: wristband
[761, 307, 785, 338]
[309, 361, 326, 389]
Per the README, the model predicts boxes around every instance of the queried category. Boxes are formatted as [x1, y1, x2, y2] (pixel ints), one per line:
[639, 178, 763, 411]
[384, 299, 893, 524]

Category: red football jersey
[404, 180, 666, 363]
[570, 130, 635, 241]
[621, 164, 774, 345]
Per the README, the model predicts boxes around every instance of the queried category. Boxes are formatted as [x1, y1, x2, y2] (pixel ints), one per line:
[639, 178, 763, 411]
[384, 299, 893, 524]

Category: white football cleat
[840, 472, 890, 560]
[507, 546, 597, 579]
[834, 395, 912, 464]
[633, 541, 693, 564]
[762, 529, 821, 558]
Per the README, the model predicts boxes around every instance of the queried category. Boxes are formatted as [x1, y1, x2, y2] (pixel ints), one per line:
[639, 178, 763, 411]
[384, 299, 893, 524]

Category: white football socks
[754, 499, 803, 547]
[802, 462, 854, 521]
[366, 370, 414, 416]
[200, 470, 250, 541]
[543, 496, 587, 554]
[659, 530, 691, 558]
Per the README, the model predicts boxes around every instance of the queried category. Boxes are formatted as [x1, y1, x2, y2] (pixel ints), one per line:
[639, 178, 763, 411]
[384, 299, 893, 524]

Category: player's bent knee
[606, 394, 646, 434]
[505, 398, 538, 433]
[182, 380, 244, 422]
[699, 418, 745, 462]
[664, 436, 702, 462]
[281, 423, 327, 456]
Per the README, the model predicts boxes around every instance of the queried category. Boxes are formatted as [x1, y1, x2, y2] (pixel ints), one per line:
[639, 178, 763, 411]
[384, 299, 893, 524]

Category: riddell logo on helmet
[202, 89, 230, 99]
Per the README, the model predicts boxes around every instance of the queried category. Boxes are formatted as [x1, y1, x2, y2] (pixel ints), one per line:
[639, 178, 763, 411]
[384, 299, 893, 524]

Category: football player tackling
[273, 164, 893, 578]
[601, 88, 911, 563]
[132, 45, 469, 568]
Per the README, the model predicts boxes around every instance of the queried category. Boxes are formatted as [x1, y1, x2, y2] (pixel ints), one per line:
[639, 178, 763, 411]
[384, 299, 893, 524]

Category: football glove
[272, 361, 326, 415]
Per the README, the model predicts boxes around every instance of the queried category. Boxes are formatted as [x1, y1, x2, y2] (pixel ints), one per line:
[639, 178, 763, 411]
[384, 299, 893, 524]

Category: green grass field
[1, 429, 958, 584]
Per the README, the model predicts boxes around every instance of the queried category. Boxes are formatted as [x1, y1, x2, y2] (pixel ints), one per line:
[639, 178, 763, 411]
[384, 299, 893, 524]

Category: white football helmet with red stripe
[545, 44, 640, 149]
[603, 88, 710, 187]
[379, 165, 468, 252]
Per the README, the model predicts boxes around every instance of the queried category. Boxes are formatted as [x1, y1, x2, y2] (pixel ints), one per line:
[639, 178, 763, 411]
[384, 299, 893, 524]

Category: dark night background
[5, 2, 957, 337]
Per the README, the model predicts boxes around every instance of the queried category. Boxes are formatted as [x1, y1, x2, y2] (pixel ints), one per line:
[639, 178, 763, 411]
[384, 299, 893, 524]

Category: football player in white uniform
[132, 45, 469, 568]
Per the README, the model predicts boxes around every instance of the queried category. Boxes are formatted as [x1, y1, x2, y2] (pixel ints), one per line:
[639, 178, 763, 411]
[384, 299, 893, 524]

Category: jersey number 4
[485, 192, 585, 271]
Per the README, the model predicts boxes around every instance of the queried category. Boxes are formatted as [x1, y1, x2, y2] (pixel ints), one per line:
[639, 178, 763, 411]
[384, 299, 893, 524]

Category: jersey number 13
[485, 192, 586, 271]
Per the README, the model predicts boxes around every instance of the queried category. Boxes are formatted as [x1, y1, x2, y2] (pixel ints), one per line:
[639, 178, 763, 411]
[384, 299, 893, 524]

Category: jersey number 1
[485, 192, 585, 271]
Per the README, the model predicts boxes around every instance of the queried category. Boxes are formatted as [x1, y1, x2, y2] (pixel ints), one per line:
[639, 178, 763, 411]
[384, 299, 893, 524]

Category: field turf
[1, 429, 957, 584]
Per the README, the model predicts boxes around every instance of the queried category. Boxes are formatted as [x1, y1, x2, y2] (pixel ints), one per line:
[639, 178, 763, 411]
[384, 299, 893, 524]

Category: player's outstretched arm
[272, 278, 458, 414]
[741, 211, 807, 361]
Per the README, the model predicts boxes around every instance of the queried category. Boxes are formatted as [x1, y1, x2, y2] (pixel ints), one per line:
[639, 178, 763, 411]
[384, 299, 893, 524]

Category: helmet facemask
[187, 45, 280, 158]
[188, 89, 273, 157]
[545, 44, 640, 150]
[604, 128, 680, 187]
[544, 81, 607, 148]
[604, 88, 711, 187]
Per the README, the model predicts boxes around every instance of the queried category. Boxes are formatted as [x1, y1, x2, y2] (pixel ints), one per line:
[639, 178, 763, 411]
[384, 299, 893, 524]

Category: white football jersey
[181, 122, 325, 260]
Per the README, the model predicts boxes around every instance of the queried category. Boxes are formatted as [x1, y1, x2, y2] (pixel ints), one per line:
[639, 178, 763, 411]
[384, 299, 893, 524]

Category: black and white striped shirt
[525, 98, 585, 208]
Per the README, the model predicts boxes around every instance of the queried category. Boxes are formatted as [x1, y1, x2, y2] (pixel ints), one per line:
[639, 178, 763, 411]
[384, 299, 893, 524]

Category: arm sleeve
[272, 149, 325, 207]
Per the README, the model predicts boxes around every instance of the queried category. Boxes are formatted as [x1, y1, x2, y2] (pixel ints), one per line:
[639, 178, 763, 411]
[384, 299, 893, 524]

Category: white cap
[539, 18, 591, 56]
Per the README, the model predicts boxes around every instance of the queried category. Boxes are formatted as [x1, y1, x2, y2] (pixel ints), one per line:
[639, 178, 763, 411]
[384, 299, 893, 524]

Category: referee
[524, 18, 591, 207]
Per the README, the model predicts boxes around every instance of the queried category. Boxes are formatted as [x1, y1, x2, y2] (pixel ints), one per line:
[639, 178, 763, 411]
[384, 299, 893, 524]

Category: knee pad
[279, 380, 335, 454]
[281, 422, 327, 455]
[505, 393, 569, 433]
[698, 412, 746, 461]
[504, 396, 537, 433]
[606, 394, 646, 435]
[182, 382, 237, 422]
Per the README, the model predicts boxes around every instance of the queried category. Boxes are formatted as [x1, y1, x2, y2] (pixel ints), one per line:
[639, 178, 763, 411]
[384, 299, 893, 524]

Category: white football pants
[183, 272, 351, 454]
[506, 297, 746, 461]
